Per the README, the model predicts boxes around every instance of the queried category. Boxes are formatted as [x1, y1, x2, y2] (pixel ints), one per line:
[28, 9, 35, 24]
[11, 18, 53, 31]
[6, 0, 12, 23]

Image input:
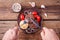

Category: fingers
[10, 27, 19, 40]
[41, 27, 49, 36]
[41, 30, 45, 40]
[43, 27, 49, 31]
[42, 27, 50, 34]
[11, 27, 19, 37]
[13, 27, 19, 31]
[43, 27, 54, 32]
[12, 27, 19, 34]
[49, 29, 54, 32]
[41, 27, 59, 40]
[2, 27, 19, 40]
[41, 27, 53, 40]
[2, 29, 13, 40]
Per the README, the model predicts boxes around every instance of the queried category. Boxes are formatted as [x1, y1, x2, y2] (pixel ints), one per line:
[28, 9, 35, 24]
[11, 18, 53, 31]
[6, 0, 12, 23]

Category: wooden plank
[42, 13, 60, 19]
[42, 21, 60, 28]
[0, 21, 18, 34]
[0, 13, 60, 20]
[0, 0, 60, 8]
[0, 11, 19, 20]
[0, 34, 4, 40]
[0, 21, 60, 34]
[0, 9, 60, 20]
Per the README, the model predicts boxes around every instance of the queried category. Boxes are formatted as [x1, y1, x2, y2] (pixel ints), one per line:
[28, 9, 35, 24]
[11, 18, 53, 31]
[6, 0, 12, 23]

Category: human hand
[2, 27, 19, 40]
[41, 27, 59, 40]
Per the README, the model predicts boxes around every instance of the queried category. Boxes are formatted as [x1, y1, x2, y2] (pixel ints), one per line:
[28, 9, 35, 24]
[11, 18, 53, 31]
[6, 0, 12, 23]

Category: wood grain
[0, 0, 60, 8]
[0, 0, 60, 40]
[0, 21, 17, 34]
[0, 8, 60, 20]
[0, 21, 60, 34]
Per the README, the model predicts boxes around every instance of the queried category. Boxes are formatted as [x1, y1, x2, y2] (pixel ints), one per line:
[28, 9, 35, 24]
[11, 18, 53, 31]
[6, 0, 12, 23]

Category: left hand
[2, 27, 19, 40]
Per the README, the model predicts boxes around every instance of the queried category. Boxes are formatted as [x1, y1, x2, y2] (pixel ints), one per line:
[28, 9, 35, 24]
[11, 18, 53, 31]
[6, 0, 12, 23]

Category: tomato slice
[20, 14, 25, 20]
[32, 11, 37, 15]
[36, 15, 41, 22]
[34, 15, 37, 18]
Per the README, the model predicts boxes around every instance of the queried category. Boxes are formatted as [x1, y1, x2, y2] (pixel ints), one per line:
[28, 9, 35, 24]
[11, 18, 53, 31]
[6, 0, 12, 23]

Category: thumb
[41, 30, 45, 40]
[43, 27, 49, 33]
[13, 27, 19, 34]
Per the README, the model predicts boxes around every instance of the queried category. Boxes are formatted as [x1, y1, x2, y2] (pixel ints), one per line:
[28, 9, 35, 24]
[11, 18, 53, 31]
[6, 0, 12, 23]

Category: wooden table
[0, 0, 60, 40]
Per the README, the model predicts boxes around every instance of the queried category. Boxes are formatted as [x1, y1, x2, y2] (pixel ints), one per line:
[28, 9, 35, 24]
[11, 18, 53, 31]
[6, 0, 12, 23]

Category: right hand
[41, 27, 59, 40]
